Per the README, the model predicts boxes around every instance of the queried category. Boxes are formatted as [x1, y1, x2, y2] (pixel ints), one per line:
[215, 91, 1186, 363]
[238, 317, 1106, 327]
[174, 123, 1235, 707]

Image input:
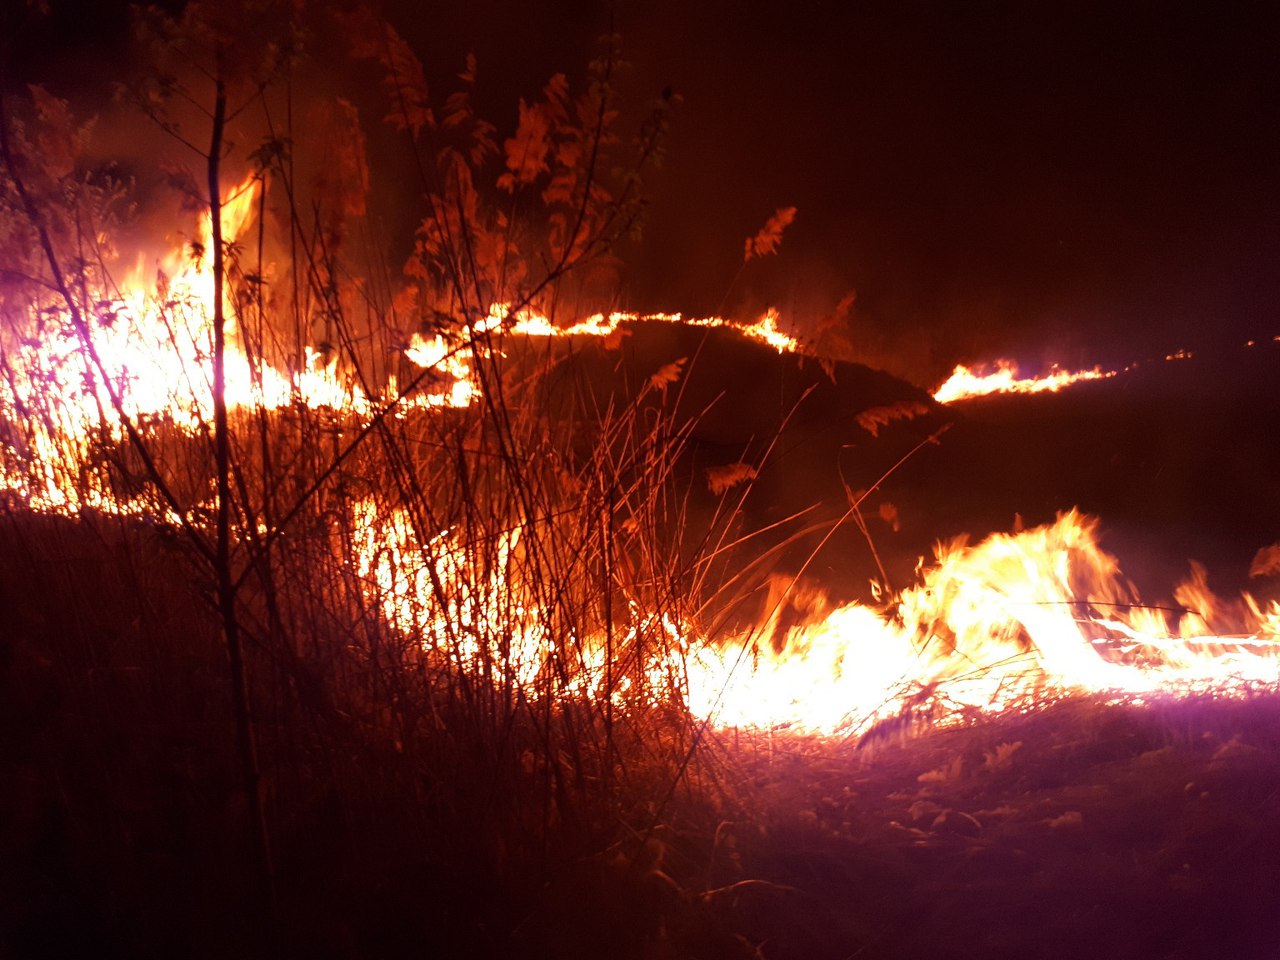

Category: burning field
[3, 3, 1280, 958]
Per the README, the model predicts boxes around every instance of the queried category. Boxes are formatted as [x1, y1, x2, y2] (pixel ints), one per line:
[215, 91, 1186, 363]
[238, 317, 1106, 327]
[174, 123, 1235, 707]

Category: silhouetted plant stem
[207, 68, 275, 914]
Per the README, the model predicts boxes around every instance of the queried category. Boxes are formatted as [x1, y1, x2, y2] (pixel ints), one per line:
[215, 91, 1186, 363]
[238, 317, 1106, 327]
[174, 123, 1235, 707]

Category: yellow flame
[672, 511, 1279, 732]
[933, 359, 1116, 404]
[5, 196, 1279, 739]
[0, 174, 464, 513]
[348, 499, 1280, 735]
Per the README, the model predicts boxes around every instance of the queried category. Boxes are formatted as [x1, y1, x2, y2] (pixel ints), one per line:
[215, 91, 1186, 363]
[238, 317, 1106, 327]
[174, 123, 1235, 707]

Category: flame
[0, 174, 463, 515]
[4, 186, 1278, 740]
[402, 302, 799, 368]
[933, 359, 1117, 404]
[349, 499, 1280, 735]
[685, 511, 1279, 733]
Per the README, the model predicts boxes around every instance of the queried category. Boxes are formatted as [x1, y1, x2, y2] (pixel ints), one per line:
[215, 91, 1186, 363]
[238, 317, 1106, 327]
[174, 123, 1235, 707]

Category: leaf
[908, 799, 944, 823]
[878, 502, 900, 532]
[248, 134, 292, 172]
[540, 169, 577, 207]
[158, 162, 205, 213]
[1209, 735, 1260, 770]
[458, 51, 478, 85]
[499, 98, 553, 191]
[27, 84, 90, 181]
[309, 98, 369, 228]
[1250, 544, 1280, 578]
[557, 468, 583, 499]
[390, 284, 420, 322]
[442, 91, 471, 128]
[917, 756, 964, 784]
[815, 290, 857, 367]
[1044, 811, 1083, 830]
[744, 206, 797, 261]
[856, 401, 930, 438]
[931, 809, 983, 836]
[648, 357, 686, 391]
[342, 7, 433, 136]
[705, 462, 758, 496]
[543, 73, 572, 122]
[441, 56, 497, 167]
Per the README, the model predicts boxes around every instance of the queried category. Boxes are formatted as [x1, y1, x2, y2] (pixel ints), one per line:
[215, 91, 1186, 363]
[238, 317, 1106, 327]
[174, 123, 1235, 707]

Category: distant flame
[403, 302, 800, 367]
[933, 359, 1116, 404]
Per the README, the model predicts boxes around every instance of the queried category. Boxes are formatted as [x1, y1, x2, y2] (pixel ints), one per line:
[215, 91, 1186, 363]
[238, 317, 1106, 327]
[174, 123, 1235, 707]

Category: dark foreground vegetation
[5, 510, 1280, 960]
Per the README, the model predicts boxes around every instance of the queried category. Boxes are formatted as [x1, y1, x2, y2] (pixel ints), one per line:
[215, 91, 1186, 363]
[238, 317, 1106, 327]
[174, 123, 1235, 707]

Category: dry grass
[5, 17, 1280, 958]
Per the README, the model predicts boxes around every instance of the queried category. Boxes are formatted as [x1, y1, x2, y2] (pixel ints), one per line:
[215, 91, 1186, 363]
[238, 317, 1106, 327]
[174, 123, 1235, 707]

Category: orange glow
[933, 359, 1116, 404]
[350, 500, 1280, 735]
[685, 511, 1279, 733]
[4, 188, 1278, 740]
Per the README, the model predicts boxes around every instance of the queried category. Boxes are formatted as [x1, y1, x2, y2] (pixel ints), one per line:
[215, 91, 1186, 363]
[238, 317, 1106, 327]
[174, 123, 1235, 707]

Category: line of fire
[3, 3, 1279, 958]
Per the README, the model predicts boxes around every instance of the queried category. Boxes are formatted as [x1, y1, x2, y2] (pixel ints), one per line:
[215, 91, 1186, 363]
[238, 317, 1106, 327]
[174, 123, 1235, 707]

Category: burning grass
[931, 358, 1118, 404]
[6, 510, 1279, 959]
[6, 273, 1280, 956]
[4, 8, 1280, 956]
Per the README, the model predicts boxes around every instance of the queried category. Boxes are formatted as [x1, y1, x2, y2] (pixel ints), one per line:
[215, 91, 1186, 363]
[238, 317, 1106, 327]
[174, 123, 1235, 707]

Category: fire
[933, 359, 1116, 404]
[4, 176, 1279, 740]
[349, 497, 1280, 736]
[687, 511, 1279, 733]
[0, 174, 463, 515]
[402, 302, 799, 372]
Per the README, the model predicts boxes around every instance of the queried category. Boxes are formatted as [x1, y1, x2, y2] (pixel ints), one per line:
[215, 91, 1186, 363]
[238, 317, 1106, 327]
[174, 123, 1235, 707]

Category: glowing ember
[933, 359, 1116, 404]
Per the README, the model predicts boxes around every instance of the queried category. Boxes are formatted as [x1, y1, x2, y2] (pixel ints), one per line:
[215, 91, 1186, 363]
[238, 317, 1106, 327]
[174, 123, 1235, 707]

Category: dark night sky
[9, 0, 1280, 377]
[389, 0, 1280, 374]
[619, 1, 1280, 372]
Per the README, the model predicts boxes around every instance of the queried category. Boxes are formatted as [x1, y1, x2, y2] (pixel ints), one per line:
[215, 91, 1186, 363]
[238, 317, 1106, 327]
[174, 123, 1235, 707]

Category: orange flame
[0, 174, 461, 514]
[933, 359, 1117, 404]
[4, 197, 1278, 738]
[687, 511, 1279, 733]
[349, 502, 1280, 735]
